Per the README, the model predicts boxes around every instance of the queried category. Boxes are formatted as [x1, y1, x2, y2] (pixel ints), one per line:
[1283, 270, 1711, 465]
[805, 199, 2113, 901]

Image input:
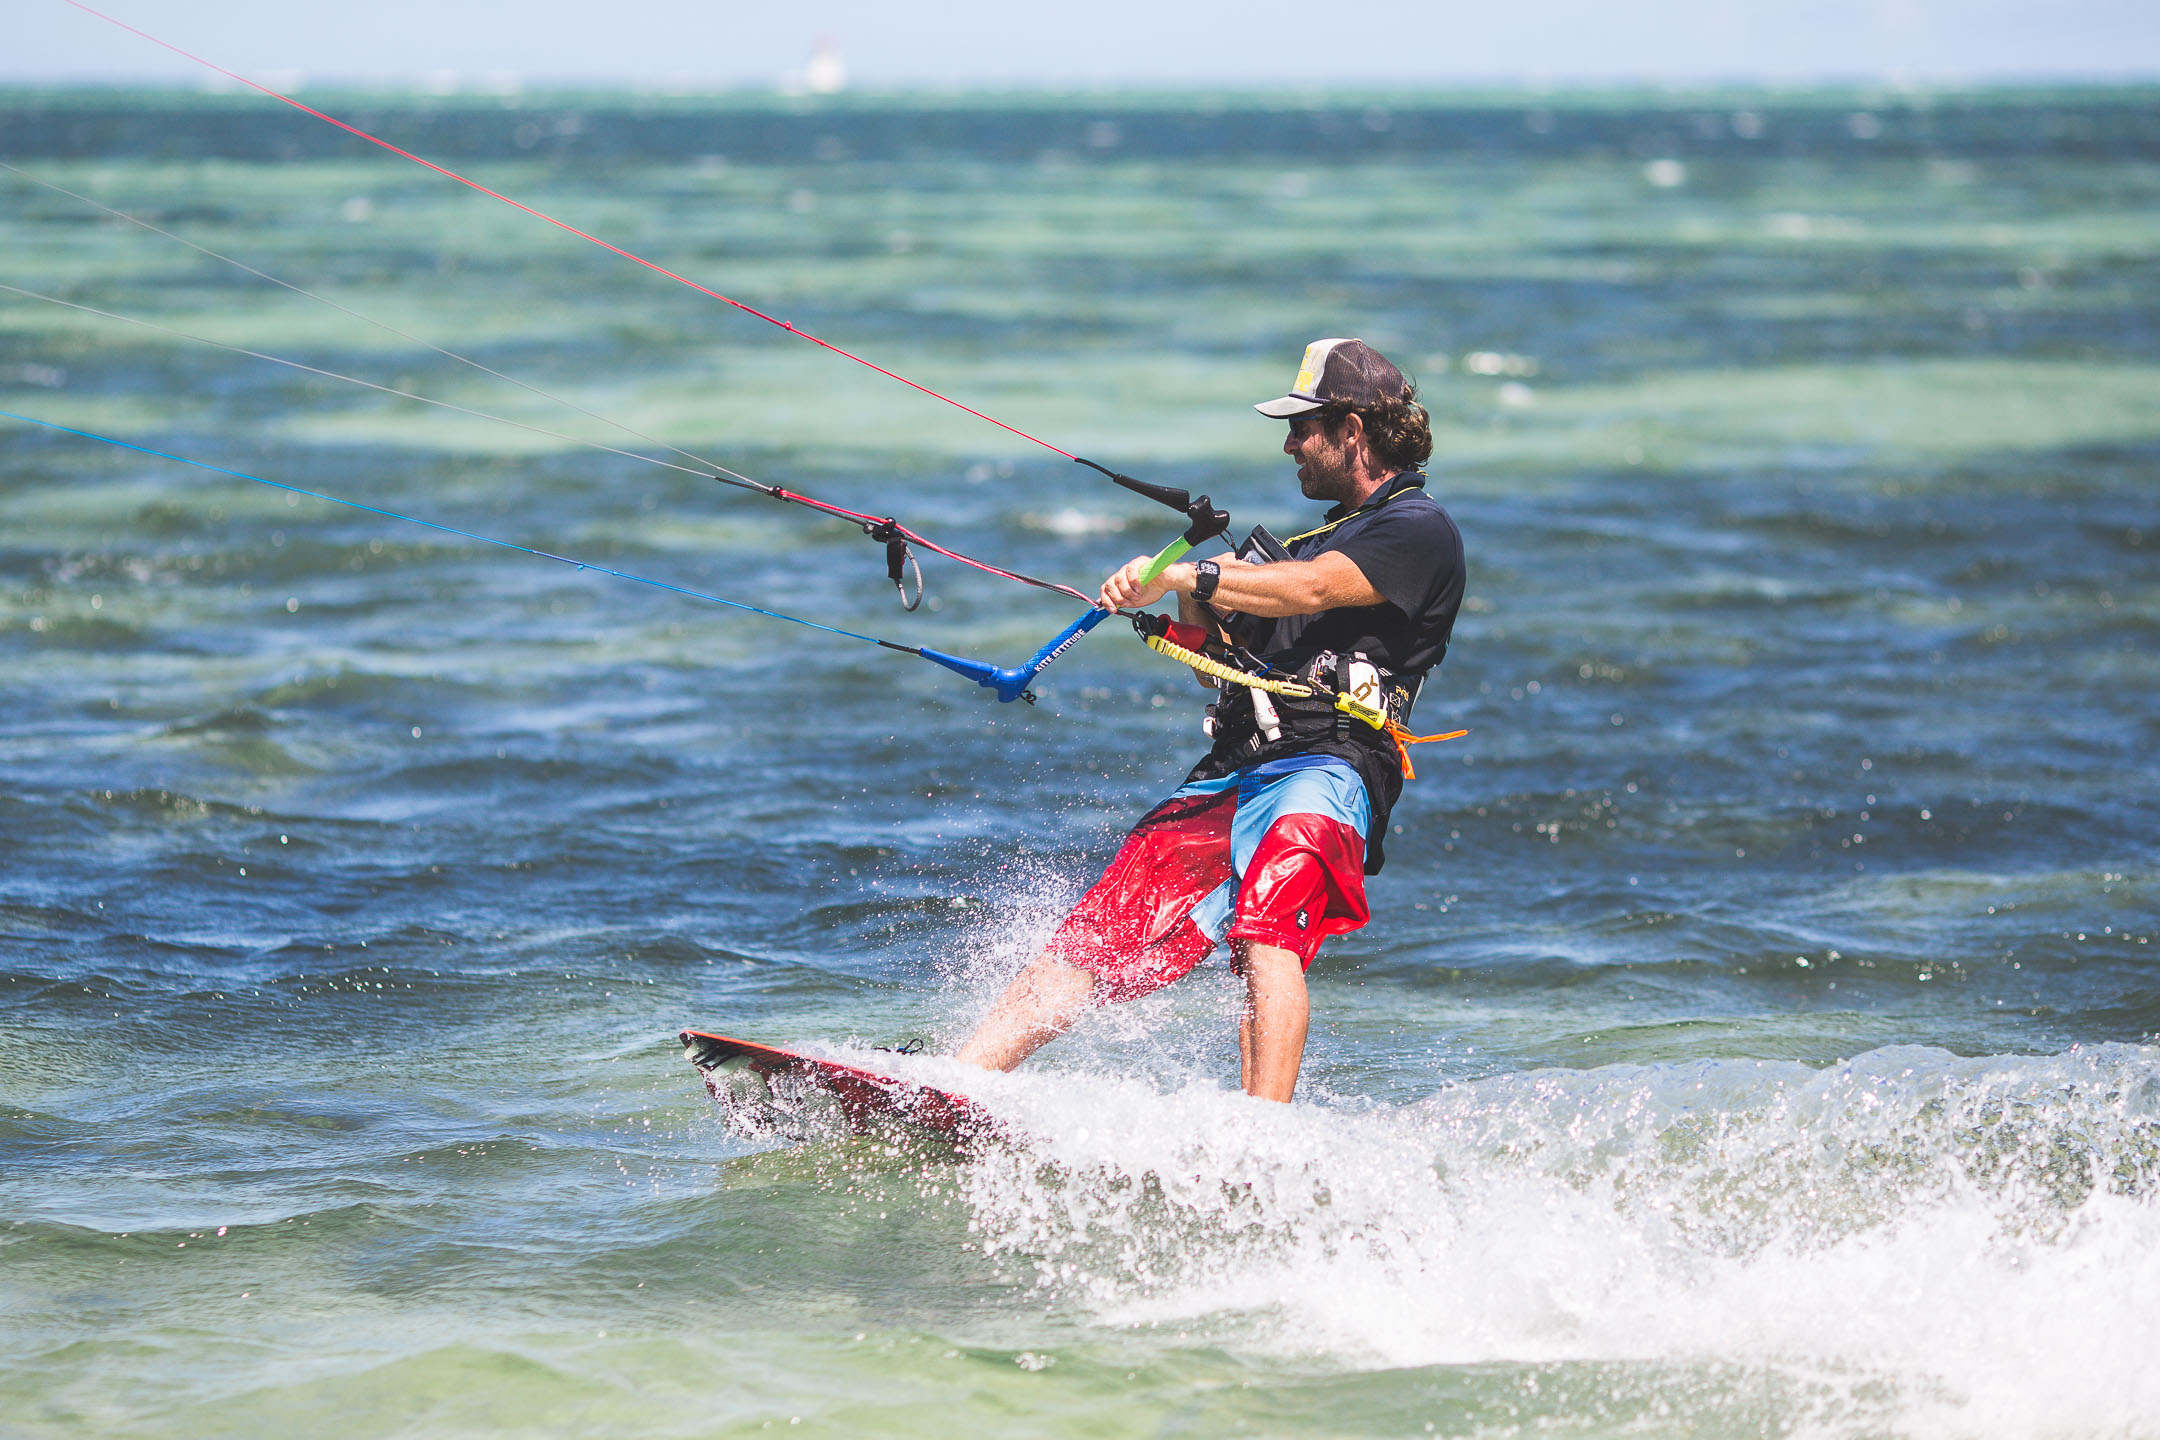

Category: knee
[1234, 941, 1306, 986]
[1022, 956, 1100, 1013]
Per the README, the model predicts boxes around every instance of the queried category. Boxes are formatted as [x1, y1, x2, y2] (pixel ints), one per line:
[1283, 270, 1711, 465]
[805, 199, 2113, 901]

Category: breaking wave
[924, 1043, 2160, 1437]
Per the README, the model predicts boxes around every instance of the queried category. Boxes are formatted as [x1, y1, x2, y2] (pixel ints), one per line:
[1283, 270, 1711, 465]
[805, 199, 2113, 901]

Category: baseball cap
[1254, 338, 1407, 418]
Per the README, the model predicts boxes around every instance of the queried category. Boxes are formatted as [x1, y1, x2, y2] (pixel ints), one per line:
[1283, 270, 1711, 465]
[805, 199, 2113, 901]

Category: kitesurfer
[957, 339, 1464, 1100]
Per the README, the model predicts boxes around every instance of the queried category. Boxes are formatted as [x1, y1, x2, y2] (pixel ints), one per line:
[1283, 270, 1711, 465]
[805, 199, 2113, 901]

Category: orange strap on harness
[1382, 723, 1469, 780]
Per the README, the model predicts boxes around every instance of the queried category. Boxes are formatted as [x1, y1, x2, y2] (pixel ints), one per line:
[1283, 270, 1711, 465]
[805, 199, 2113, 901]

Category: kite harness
[1133, 614, 1467, 779]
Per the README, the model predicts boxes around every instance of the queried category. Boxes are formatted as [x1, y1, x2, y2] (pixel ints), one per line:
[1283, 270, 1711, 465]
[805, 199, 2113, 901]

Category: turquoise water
[3, 89, 2158, 1437]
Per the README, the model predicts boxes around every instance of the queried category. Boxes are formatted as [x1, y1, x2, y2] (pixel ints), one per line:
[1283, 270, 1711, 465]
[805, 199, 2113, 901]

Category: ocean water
[3, 87, 2158, 1437]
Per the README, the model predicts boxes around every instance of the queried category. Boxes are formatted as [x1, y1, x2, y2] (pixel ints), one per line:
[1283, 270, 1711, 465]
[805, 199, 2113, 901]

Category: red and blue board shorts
[1043, 753, 1371, 1002]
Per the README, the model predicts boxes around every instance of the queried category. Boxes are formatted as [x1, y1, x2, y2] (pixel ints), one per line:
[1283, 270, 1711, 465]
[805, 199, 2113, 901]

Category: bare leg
[1234, 941, 1309, 1102]
[955, 956, 1099, 1072]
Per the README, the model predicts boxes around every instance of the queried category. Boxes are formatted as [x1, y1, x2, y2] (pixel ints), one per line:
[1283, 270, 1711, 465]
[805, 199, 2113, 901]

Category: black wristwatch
[1190, 559, 1221, 602]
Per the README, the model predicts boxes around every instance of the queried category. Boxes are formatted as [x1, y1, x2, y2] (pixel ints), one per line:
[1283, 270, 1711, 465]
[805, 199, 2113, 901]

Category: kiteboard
[680, 1029, 994, 1145]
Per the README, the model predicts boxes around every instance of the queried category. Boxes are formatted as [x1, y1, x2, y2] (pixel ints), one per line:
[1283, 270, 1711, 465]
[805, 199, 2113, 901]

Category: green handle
[1139, 536, 1193, 586]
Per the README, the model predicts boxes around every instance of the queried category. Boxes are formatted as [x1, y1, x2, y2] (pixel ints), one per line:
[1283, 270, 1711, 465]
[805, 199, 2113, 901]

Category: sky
[13, 0, 2160, 88]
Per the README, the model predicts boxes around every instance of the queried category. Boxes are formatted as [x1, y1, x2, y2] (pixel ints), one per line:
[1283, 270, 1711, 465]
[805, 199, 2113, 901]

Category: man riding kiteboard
[957, 339, 1465, 1100]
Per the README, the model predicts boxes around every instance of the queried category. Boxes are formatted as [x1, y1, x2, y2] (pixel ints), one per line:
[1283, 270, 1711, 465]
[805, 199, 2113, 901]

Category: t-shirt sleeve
[1329, 505, 1459, 619]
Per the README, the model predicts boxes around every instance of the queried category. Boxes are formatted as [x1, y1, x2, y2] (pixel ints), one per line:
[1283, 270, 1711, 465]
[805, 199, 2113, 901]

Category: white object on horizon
[805, 37, 846, 95]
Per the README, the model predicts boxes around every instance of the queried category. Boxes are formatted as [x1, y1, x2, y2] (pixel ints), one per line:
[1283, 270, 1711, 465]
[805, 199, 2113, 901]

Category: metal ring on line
[895, 546, 923, 611]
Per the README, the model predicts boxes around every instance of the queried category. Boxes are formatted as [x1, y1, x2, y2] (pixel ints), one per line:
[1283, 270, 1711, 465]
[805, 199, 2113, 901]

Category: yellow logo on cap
[1292, 340, 1327, 397]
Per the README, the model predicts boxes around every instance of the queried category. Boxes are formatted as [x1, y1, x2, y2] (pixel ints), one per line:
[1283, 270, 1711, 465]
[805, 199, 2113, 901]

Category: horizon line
[5, 74, 2157, 98]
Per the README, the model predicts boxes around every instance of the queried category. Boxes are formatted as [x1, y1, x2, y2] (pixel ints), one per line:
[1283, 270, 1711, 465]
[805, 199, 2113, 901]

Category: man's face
[1284, 414, 1360, 503]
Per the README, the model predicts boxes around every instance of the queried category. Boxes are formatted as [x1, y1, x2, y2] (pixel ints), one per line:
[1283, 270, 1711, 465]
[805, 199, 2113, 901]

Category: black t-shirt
[1196, 472, 1464, 874]
[1235, 472, 1465, 686]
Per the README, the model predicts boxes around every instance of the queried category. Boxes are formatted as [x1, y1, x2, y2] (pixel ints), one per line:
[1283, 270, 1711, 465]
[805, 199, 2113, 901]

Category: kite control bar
[917, 607, 1112, 704]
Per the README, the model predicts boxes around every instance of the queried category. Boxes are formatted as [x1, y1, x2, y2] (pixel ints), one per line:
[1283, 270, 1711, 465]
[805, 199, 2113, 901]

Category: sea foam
[934, 1044, 2160, 1437]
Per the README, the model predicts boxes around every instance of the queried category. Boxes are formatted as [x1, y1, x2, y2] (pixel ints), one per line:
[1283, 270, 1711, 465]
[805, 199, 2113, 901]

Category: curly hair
[1314, 384, 1433, 473]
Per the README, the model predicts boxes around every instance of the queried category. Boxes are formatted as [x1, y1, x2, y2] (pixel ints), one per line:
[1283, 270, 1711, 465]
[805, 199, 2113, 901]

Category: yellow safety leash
[1142, 632, 1316, 697]
[1141, 631, 1467, 779]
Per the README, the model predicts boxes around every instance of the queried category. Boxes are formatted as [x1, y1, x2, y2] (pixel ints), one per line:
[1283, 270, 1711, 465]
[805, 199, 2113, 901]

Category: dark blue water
[3, 88, 2157, 1436]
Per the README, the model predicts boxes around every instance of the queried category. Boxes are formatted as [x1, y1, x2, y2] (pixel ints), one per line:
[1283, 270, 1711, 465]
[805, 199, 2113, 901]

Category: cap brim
[1254, 395, 1323, 418]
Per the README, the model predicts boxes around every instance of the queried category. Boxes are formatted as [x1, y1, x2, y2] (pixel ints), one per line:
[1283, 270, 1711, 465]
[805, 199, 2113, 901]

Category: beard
[1296, 443, 1361, 504]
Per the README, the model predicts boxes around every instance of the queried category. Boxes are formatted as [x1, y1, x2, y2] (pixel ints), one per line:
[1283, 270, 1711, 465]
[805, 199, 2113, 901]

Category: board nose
[680, 1031, 726, 1070]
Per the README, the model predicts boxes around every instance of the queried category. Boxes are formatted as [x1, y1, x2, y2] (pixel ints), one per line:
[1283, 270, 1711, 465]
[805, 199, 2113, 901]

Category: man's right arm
[1098, 550, 1383, 616]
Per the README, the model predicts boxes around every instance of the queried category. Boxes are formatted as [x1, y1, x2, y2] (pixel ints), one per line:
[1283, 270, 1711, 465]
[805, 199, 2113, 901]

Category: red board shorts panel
[1225, 810, 1371, 962]
[1043, 762, 1370, 1003]
[1040, 789, 1234, 1004]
